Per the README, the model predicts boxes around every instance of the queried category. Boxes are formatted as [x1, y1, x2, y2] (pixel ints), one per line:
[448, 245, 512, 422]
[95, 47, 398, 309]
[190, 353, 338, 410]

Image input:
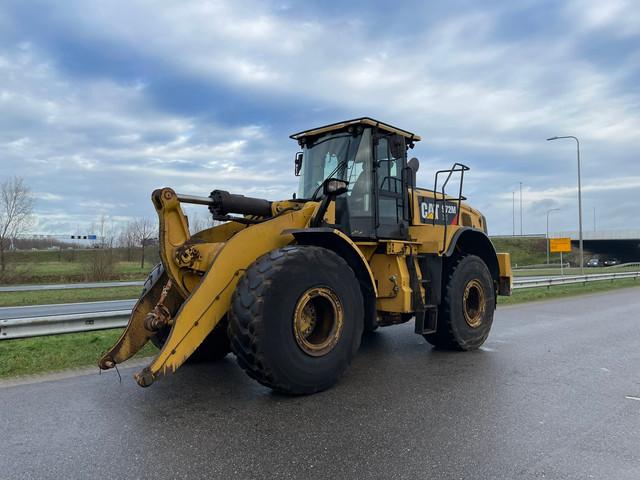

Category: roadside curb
[0, 356, 153, 389]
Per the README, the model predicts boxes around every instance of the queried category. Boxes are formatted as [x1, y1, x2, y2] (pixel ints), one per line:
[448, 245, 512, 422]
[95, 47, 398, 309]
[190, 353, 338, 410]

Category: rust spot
[134, 368, 155, 387]
[98, 355, 115, 370]
[143, 280, 174, 331]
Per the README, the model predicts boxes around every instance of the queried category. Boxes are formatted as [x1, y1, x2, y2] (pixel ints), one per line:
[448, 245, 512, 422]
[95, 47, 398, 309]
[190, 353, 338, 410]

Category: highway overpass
[549, 230, 640, 262]
[492, 230, 640, 263]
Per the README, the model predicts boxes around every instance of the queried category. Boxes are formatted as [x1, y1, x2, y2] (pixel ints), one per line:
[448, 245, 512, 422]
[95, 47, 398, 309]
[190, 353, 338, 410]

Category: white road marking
[625, 396, 640, 401]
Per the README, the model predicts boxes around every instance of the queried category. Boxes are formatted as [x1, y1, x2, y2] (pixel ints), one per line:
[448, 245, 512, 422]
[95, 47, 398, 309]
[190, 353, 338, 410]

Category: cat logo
[418, 197, 459, 225]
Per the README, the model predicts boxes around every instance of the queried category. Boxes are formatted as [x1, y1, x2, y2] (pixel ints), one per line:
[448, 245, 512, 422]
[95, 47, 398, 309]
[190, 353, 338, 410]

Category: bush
[84, 249, 115, 281]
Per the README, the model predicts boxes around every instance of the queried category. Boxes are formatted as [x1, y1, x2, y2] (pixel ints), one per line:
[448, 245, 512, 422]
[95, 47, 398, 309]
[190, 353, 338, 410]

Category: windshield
[297, 132, 363, 199]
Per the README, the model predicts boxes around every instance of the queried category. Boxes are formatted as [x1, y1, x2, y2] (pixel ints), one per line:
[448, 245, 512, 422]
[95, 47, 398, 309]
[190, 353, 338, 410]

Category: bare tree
[118, 222, 137, 261]
[0, 177, 34, 272]
[132, 217, 155, 269]
[188, 211, 216, 234]
[96, 214, 116, 249]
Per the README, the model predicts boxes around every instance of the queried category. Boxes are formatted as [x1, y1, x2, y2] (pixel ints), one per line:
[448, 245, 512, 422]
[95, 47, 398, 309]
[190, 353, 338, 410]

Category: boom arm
[100, 188, 317, 387]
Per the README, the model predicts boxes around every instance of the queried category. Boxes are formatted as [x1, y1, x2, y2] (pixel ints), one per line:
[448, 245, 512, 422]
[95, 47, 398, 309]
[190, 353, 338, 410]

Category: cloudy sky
[1, 0, 639, 237]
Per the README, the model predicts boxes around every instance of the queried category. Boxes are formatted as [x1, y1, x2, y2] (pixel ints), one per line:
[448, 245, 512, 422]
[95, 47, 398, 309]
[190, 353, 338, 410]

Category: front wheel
[228, 246, 364, 395]
[424, 255, 495, 350]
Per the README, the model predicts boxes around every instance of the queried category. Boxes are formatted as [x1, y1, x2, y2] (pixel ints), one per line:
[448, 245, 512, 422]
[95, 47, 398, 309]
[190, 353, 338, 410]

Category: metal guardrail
[512, 271, 640, 289]
[604, 262, 640, 269]
[0, 311, 130, 340]
[1, 272, 638, 340]
[513, 263, 569, 270]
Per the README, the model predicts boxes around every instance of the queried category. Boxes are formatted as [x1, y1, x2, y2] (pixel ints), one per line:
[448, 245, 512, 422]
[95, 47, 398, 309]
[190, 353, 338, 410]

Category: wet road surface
[1, 288, 639, 479]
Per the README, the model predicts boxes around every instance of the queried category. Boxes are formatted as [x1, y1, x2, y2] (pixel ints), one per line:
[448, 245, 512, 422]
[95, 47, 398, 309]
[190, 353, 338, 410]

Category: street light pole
[546, 208, 560, 264]
[547, 136, 584, 274]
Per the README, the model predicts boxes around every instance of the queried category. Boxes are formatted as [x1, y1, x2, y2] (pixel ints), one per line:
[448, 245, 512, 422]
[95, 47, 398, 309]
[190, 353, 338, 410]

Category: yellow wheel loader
[99, 117, 512, 394]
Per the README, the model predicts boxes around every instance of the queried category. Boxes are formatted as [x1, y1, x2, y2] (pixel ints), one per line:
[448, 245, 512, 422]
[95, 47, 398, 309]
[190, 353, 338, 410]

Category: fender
[445, 227, 500, 284]
[284, 228, 377, 296]
[285, 227, 379, 331]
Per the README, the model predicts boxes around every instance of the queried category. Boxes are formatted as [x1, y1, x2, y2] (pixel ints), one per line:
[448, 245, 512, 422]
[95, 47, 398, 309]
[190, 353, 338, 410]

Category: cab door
[374, 134, 408, 239]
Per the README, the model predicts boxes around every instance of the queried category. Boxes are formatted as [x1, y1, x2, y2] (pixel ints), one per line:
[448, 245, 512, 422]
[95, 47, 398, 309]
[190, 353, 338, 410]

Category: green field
[490, 237, 549, 266]
[0, 286, 142, 307]
[0, 247, 159, 284]
[3, 260, 151, 283]
[0, 329, 157, 378]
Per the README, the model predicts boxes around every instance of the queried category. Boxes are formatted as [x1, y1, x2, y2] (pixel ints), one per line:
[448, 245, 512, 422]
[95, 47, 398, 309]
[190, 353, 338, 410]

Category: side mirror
[407, 157, 419, 188]
[310, 178, 349, 228]
[294, 152, 303, 176]
[323, 178, 349, 196]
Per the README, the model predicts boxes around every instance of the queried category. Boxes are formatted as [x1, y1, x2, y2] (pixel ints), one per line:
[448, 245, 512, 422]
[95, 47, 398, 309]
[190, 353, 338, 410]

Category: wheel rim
[463, 279, 486, 328]
[293, 287, 344, 357]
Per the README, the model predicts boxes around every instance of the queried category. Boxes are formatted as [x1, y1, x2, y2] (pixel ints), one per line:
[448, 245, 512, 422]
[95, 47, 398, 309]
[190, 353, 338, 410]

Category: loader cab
[292, 118, 420, 240]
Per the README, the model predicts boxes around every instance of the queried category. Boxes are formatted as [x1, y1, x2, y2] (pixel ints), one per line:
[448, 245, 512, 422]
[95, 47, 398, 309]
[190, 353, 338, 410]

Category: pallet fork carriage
[99, 117, 512, 394]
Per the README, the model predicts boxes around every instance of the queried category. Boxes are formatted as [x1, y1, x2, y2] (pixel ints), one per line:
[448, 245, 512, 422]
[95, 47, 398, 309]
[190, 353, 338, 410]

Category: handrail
[433, 162, 470, 254]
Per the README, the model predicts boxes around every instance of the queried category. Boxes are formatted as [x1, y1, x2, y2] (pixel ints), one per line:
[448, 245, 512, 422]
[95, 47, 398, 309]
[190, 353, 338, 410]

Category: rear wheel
[229, 245, 364, 395]
[424, 255, 495, 350]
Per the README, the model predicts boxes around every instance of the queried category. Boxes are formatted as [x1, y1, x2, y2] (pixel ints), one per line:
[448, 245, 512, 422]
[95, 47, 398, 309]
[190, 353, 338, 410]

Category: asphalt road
[1, 288, 639, 479]
[0, 299, 136, 320]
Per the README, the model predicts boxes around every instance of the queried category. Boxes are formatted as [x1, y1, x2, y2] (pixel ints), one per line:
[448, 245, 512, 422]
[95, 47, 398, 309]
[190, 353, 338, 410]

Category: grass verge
[0, 286, 142, 307]
[0, 329, 157, 379]
[501, 278, 640, 305]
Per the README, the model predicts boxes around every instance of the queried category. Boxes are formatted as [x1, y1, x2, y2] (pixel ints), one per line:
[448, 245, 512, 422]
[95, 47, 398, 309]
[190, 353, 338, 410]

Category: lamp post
[546, 208, 560, 264]
[547, 136, 584, 274]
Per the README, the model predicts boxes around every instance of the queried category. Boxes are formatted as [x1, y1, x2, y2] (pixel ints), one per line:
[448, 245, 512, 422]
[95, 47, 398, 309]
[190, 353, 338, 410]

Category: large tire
[424, 255, 495, 351]
[228, 245, 364, 395]
[141, 263, 165, 298]
[146, 263, 231, 363]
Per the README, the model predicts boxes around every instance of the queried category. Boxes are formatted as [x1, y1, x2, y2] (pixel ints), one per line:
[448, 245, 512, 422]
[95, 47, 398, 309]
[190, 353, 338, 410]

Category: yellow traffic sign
[550, 237, 572, 253]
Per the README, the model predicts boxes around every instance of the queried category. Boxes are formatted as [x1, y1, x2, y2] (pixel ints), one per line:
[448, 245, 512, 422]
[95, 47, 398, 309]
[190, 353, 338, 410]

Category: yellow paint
[497, 252, 513, 296]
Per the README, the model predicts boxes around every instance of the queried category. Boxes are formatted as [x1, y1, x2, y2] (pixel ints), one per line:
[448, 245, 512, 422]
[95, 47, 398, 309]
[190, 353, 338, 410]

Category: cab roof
[289, 117, 422, 143]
